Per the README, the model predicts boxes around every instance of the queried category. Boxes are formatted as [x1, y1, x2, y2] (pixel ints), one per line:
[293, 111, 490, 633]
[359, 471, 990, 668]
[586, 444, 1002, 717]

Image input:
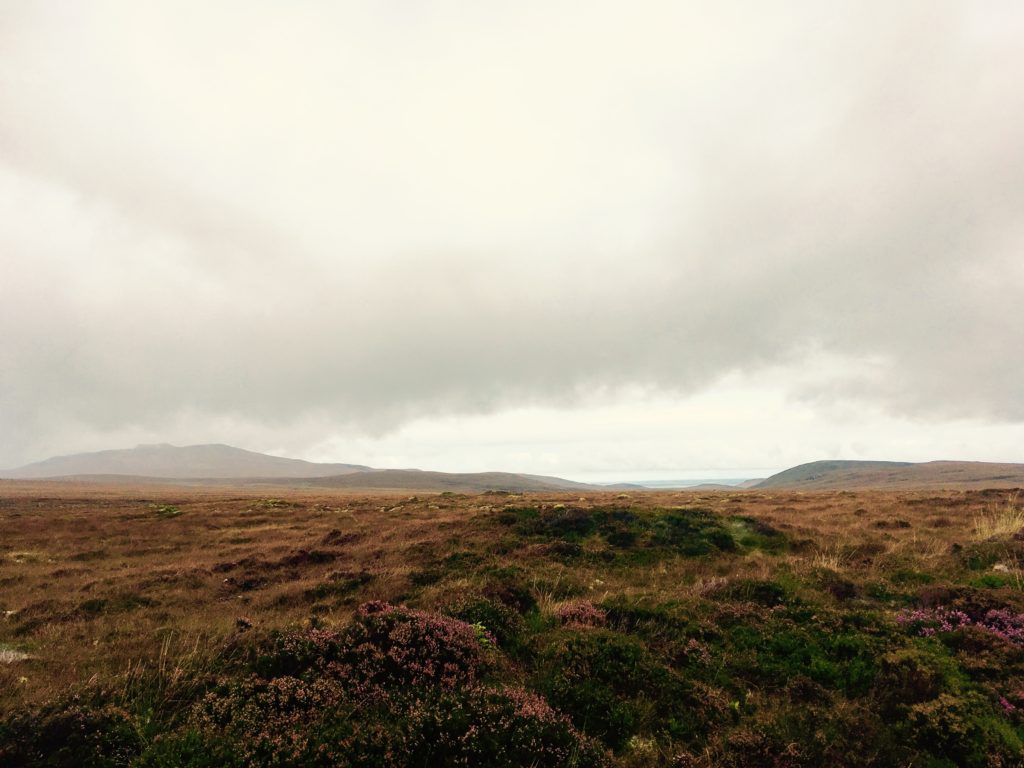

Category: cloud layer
[2, 2, 1023, 468]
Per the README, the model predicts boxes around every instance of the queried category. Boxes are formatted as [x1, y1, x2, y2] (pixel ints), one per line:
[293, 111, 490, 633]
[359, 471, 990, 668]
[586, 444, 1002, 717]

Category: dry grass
[972, 493, 1024, 540]
[0, 645, 29, 664]
[810, 547, 850, 571]
[0, 479, 1013, 714]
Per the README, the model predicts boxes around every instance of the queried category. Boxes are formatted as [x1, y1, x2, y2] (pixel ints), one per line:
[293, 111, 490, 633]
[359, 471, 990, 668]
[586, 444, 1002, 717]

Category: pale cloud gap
[1, 1, 1023, 469]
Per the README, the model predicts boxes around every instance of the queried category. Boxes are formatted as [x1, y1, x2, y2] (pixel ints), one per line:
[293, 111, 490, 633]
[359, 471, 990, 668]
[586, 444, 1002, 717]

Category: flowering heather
[336, 601, 496, 690]
[405, 686, 610, 767]
[444, 595, 527, 648]
[555, 601, 608, 629]
[263, 601, 495, 692]
[682, 638, 712, 666]
[978, 608, 1024, 645]
[896, 606, 1024, 645]
[896, 607, 973, 637]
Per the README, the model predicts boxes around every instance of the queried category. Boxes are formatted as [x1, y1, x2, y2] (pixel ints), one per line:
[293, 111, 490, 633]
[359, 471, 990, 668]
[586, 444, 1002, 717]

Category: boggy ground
[3, 481, 1024, 766]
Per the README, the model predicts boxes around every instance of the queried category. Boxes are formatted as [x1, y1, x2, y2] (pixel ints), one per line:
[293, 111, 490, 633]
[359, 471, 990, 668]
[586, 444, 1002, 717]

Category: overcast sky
[2, 2, 1023, 480]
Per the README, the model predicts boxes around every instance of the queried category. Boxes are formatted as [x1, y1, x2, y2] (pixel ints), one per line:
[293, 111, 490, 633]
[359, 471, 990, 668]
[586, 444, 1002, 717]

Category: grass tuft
[972, 494, 1024, 540]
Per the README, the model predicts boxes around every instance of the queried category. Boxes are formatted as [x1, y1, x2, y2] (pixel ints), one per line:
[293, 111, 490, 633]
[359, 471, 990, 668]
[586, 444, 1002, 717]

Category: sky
[2, 1, 1023, 481]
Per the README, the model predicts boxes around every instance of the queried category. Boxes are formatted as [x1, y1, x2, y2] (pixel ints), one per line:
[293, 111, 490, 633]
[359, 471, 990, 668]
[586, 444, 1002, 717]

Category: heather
[4, 485, 1024, 766]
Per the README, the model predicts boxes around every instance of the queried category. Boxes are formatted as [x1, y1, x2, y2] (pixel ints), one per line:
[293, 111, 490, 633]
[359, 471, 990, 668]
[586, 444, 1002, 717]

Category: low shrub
[0, 701, 142, 768]
[405, 686, 610, 767]
[443, 595, 527, 649]
[555, 601, 608, 629]
[497, 506, 741, 563]
[905, 692, 1023, 768]
[897, 605, 1024, 646]
[535, 629, 695, 750]
[257, 601, 495, 691]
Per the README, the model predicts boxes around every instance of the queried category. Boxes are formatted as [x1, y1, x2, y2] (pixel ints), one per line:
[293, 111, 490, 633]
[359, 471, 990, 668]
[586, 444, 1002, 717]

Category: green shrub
[497, 506, 740, 563]
[0, 702, 142, 768]
[535, 630, 694, 750]
[719, 579, 791, 607]
[875, 644, 963, 709]
[443, 595, 527, 650]
[405, 687, 610, 767]
[718, 612, 883, 696]
[727, 517, 788, 553]
[256, 602, 494, 690]
[134, 730, 242, 768]
[906, 692, 1023, 768]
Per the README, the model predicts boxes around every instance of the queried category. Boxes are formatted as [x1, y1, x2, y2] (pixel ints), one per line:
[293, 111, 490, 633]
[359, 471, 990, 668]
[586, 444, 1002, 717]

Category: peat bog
[3, 482, 1024, 766]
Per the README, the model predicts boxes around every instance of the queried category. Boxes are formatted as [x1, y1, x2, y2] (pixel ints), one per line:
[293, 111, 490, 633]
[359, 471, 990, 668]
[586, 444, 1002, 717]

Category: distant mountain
[0, 443, 599, 493]
[684, 483, 744, 491]
[289, 469, 597, 493]
[755, 460, 1024, 490]
[2, 443, 370, 480]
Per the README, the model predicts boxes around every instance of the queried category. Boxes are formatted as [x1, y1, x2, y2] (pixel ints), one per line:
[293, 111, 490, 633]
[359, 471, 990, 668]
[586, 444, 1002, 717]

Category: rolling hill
[0, 444, 598, 493]
[755, 460, 1024, 490]
[288, 469, 596, 493]
[2, 443, 369, 480]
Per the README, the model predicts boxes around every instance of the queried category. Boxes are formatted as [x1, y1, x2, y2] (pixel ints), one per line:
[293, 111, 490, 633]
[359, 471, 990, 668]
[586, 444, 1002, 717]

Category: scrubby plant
[717, 608, 885, 697]
[0, 701, 142, 768]
[167, 603, 607, 768]
[405, 686, 610, 767]
[972, 495, 1024, 540]
[258, 601, 495, 691]
[905, 692, 1023, 768]
[497, 506, 742, 563]
[535, 629, 698, 751]
[717, 578, 792, 607]
[897, 605, 1024, 645]
[443, 595, 527, 650]
[555, 600, 608, 629]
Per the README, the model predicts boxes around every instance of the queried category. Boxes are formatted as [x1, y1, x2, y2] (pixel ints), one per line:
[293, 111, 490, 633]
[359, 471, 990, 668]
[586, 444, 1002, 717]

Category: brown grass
[0, 479, 1019, 715]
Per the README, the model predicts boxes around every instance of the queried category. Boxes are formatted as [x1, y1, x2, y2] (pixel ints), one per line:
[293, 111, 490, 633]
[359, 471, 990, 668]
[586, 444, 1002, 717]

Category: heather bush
[717, 578, 792, 607]
[713, 700, 899, 768]
[536, 629, 694, 750]
[0, 701, 142, 768]
[873, 643, 1024, 767]
[183, 674, 403, 767]
[134, 730, 241, 768]
[555, 600, 608, 629]
[649, 509, 737, 555]
[905, 692, 1023, 767]
[258, 601, 495, 690]
[443, 595, 527, 649]
[497, 506, 740, 562]
[875, 645, 963, 709]
[600, 600, 703, 661]
[897, 605, 1024, 646]
[478, 566, 537, 614]
[404, 686, 610, 767]
[718, 609, 883, 696]
[718, 726, 803, 768]
[177, 618, 606, 767]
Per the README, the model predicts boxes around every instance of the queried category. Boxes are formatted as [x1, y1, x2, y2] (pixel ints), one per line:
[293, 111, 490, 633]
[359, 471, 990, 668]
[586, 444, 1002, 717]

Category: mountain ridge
[0, 444, 598, 493]
[755, 459, 1024, 490]
[2, 443, 369, 480]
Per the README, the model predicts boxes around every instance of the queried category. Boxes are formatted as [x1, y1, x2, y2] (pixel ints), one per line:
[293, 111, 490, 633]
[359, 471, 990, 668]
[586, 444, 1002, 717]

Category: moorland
[3, 481, 1024, 766]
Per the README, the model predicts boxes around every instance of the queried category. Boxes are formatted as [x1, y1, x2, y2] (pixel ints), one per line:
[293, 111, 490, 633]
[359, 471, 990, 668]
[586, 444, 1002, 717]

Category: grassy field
[3, 481, 1024, 766]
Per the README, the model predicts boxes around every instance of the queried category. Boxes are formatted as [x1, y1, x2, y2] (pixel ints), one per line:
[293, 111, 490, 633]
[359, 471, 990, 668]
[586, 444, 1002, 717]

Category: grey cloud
[1, 1, 1023, 466]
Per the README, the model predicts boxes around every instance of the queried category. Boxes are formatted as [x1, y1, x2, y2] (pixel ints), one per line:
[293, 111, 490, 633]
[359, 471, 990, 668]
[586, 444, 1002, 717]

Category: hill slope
[290, 469, 597, 493]
[2, 444, 369, 480]
[756, 460, 1024, 490]
[0, 444, 599, 492]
